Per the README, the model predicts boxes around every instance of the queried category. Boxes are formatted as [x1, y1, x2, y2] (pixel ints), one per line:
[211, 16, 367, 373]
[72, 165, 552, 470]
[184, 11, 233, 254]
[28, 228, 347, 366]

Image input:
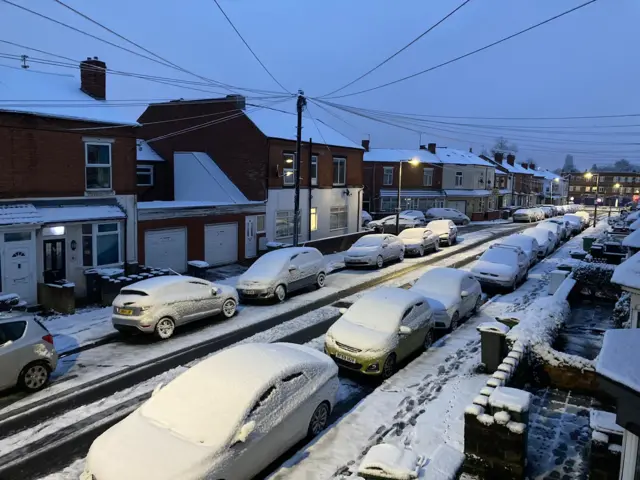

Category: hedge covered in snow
[573, 261, 621, 299]
[613, 292, 632, 328]
[506, 296, 570, 348]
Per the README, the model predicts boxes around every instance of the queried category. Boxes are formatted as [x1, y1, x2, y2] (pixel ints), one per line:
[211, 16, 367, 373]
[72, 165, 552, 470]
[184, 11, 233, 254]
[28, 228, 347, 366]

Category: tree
[491, 137, 518, 155]
[614, 159, 632, 171]
[562, 154, 577, 173]
[591, 163, 599, 172]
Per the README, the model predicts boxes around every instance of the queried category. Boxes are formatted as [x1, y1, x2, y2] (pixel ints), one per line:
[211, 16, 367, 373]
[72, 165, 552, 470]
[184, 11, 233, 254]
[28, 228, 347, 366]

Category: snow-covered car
[397, 227, 439, 256]
[425, 207, 470, 225]
[112, 276, 239, 340]
[470, 244, 529, 291]
[544, 218, 570, 240]
[539, 206, 554, 218]
[399, 210, 427, 225]
[542, 204, 559, 216]
[81, 343, 338, 480]
[530, 207, 546, 221]
[574, 210, 591, 227]
[410, 267, 482, 331]
[499, 234, 539, 267]
[426, 219, 458, 246]
[536, 221, 562, 248]
[236, 247, 326, 303]
[324, 287, 434, 379]
[512, 208, 536, 223]
[361, 210, 372, 227]
[563, 214, 584, 235]
[521, 227, 555, 257]
[368, 215, 422, 233]
[343, 234, 404, 268]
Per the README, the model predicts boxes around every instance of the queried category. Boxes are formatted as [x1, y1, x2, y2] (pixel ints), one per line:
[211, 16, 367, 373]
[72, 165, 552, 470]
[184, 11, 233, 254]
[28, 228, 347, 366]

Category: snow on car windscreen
[413, 269, 461, 295]
[353, 236, 383, 247]
[343, 301, 401, 333]
[481, 249, 516, 266]
[398, 229, 423, 239]
[247, 251, 289, 277]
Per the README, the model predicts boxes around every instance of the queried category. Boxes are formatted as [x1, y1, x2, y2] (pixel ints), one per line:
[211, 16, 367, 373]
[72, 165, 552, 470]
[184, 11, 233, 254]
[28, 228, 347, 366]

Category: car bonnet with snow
[472, 249, 519, 278]
[426, 220, 452, 236]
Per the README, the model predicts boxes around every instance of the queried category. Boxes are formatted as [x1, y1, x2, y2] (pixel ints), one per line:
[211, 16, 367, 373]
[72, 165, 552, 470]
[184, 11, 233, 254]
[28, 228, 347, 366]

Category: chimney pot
[427, 143, 436, 155]
[530, 163, 536, 170]
[522, 163, 529, 170]
[361, 139, 370, 151]
[469, 147, 473, 153]
[80, 57, 107, 100]
[419, 144, 426, 150]
[494, 152, 504, 164]
[225, 94, 246, 110]
[506, 154, 516, 166]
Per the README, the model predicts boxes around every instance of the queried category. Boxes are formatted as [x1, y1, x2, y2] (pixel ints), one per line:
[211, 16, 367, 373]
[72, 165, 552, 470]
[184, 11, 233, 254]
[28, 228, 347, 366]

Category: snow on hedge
[506, 296, 570, 347]
[532, 342, 595, 371]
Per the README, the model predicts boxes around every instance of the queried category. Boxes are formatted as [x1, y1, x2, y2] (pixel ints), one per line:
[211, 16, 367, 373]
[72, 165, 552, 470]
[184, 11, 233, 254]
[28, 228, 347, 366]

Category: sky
[1, 0, 639, 170]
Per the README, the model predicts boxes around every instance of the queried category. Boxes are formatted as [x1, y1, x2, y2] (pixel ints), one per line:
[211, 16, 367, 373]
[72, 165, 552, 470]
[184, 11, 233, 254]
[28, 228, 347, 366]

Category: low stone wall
[532, 343, 600, 395]
[37, 283, 75, 314]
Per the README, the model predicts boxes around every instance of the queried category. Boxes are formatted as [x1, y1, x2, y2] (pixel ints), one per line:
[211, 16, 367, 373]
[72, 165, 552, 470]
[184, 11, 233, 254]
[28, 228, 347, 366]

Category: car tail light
[42, 334, 54, 344]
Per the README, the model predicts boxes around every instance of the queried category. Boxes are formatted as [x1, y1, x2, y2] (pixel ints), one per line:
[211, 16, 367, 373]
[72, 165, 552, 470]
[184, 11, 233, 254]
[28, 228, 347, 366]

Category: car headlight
[366, 362, 380, 372]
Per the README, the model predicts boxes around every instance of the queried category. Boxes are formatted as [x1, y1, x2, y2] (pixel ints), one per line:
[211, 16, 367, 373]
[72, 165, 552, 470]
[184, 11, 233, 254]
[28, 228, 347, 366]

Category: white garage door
[447, 200, 467, 214]
[205, 223, 238, 267]
[144, 228, 187, 273]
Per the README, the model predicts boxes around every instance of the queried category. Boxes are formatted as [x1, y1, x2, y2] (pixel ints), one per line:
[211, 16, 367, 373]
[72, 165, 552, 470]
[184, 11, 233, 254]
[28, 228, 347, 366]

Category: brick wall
[136, 160, 171, 202]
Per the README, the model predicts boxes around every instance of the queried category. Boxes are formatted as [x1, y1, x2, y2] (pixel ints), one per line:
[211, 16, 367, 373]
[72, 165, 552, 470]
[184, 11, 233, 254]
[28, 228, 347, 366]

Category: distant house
[485, 153, 535, 207]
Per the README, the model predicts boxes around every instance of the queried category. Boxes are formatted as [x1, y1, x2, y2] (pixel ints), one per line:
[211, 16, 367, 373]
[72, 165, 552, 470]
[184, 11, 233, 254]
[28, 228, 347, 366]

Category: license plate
[335, 352, 356, 363]
[244, 290, 255, 295]
[118, 308, 133, 315]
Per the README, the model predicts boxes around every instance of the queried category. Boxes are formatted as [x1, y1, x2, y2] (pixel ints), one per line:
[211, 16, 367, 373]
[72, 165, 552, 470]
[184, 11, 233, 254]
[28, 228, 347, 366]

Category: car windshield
[246, 251, 288, 277]
[426, 221, 448, 233]
[412, 269, 461, 296]
[399, 229, 424, 239]
[503, 238, 529, 250]
[481, 249, 517, 266]
[343, 301, 401, 333]
[353, 236, 383, 247]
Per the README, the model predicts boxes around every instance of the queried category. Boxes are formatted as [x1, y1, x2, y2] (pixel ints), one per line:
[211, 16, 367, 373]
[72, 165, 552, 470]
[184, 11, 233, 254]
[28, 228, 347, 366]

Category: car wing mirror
[232, 421, 256, 445]
[382, 244, 388, 248]
[289, 265, 298, 272]
[339, 307, 348, 315]
[152, 382, 164, 397]
[460, 290, 469, 298]
[212, 287, 222, 296]
[399, 326, 412, 335]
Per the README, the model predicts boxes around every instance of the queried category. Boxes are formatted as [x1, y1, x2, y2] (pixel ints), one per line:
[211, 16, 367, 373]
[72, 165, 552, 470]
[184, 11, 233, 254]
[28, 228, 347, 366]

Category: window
[330, 206, 348, 230]
[282, 372, 304, 383]
[455, 171, 463, 187]
[599, 187, 605, 193]
[423, 168, 433, 187]
[4, 232, 31, 242]
[275, 211, 300, 239]
[136, 165, 154, 186]
[383, 167, 393, 186]
[82, 223, 121, 266]
[627, 187, 633, 194]
[0, 321, 27, 345]
[569, 185, 575, 191]
[256, 214, 265, 233]
[283, 153, 295, 186]
[85, 143, 112, 190]
[575, 186, 581, 192]
[310, 155, 318, 186]
[333, 157, 346, 186]
[381, 197, 397, 212]
[249, 385, 276, 416]
[310, 207, 318, 232]
[435, 199, 445, 208]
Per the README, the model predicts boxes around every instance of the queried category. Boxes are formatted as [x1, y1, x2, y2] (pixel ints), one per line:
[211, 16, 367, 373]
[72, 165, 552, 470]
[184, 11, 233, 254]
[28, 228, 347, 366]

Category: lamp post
[584, 171, 599, 227]
[614, 183, 621, 208]
[396, 158, 421, 234]
[551, 177, 559, 205]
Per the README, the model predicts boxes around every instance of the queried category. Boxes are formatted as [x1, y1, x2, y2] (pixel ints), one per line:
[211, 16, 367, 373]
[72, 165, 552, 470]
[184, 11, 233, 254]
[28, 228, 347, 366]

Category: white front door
[2, 244, 35, 304]
[245, 216, 257, 259]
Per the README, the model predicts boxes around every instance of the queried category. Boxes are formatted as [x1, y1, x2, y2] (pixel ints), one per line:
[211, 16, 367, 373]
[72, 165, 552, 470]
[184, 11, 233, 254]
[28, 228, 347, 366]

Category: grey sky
[1, 0, 638, 169]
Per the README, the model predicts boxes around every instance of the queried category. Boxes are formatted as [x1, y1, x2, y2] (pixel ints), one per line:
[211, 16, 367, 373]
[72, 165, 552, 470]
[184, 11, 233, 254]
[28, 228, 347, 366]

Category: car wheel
[381, 353, 397, 379]
[472, 295, 482, 314]
[18, 361, 51, 392]
[418, 246, 425, 257]
[510, 279, 517, 292]
[376, 255, 384, 269]
[221, 298, 237, 319]
[398, 250, 405, 262]
[316, 272, 326, 289]
[308, 402, 330, 437]
[463, 219, 470, 226]
[155, 317, 176, 340]
[424, 330, 434, 350]
[449, 312, 460, 332]
[448, 237, 452, 247]
[274, 284, 287, 302]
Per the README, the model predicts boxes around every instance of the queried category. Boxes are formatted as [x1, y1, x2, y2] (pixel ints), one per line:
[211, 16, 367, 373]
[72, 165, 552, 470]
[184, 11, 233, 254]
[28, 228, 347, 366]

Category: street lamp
[614, 183, 622, 208]
[396, 157, 421, 234]
[584, 171, 599, 227]
[551, 177, 559, 204]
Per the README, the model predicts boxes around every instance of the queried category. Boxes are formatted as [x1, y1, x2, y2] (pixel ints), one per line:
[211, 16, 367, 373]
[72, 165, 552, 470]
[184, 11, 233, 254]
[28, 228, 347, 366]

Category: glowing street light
[584, 171, 599, 227]
[396, 157, 421, 234]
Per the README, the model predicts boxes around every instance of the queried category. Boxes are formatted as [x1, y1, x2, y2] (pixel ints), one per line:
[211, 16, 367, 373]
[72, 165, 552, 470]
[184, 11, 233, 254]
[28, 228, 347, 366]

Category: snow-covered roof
[0, 64, 141, 125]
[138, 200, 262, 210]
[38, 205, 125, 224]
[245, 107, 362, 150]
[536, 169, 562, 181]
[0, 204, 42, 225]
[489, 159, 532, 175]
[364, 147, 495, 167]
[136, 140, 164, 162]
[437, 147, 495, 167]
[612, 251, 640, 290]
[444, 189, 490, 197]
[379, 189, 444, 198]
[622, 229, 640, 248]
[597, 328, 640, 393]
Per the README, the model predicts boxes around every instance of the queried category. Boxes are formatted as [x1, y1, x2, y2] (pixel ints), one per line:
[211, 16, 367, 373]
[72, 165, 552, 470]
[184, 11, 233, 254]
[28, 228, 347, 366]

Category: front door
[43, 239, 66, 283]
[245, 217, 257, 259]
[2, 245, 34, 304]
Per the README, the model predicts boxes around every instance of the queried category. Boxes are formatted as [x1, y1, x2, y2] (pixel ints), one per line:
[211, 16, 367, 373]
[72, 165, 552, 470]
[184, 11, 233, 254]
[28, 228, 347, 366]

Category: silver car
[0, 313, 58, 393]
[112, 276, 239, 340]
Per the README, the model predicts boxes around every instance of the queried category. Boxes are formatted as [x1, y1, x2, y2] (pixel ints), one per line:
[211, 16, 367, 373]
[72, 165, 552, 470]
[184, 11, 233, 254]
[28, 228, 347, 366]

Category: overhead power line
[320, 0, 597, 99]
[320, 0, 473, 98]
[211, 0, 290, 94]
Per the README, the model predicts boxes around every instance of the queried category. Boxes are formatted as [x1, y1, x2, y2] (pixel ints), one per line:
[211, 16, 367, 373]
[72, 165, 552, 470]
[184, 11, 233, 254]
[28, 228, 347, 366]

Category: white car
[537, 221, 562, 248]
[426, 219, 458, 246]
[368, 215, 422, 233]
[544, 218, 569, 240]
[522, 227, 555, 257]
[361, 210, 373, 227]
[575, 210, 591, 227]
[563, 214, 584, 235]
[398, 227, 439, 256]
[112, 276, 239, 340]
[236, 247, 326, 302]
[324, 287, 434, 378]
[530, 207, 546, 221]
[425, 207, 470, 225]
[410, 267, 482, 331]
[343, 234, 404, 268]
[499, 234, 539, 267]
[399, 210, 427, 225]
[539, 206, 554, 218]
[513, 208, 536, 223]
[81, 343, 339, 480]
[471, 244, 529, 291]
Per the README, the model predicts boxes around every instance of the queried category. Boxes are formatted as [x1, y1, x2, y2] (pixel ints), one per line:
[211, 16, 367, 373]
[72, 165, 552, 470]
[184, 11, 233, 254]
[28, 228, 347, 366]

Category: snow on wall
[506, 296, 570, 347]
[532, 342, 596, 371]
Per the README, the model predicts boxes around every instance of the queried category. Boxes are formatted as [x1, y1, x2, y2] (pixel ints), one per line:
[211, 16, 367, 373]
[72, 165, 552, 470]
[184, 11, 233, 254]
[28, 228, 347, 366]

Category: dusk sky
[1, 0, 638, 170]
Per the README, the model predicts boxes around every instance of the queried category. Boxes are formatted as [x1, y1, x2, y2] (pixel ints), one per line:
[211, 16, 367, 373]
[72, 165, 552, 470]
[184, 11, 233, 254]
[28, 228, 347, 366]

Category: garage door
[144, 228, 187, 273]
[205, 223, 238, 267]
[447, 200, 467, 214]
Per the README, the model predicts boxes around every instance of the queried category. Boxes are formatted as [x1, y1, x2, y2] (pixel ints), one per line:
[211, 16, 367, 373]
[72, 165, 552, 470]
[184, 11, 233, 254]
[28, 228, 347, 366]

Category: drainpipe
[307, 138, 313, 241]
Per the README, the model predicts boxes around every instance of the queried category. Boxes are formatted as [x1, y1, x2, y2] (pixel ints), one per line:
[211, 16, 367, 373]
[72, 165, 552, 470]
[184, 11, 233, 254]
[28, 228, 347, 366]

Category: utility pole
[293, 90, 306, 246]
[395, 161, 403, 235]
[594, 174, 600, 227]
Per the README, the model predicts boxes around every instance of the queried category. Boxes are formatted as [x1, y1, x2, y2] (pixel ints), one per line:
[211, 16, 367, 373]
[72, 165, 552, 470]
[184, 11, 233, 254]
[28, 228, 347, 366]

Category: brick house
[0, 58, 138, 304]
[569, 172, 640, 205]
[136, 97, 364, 266]
[486, 153, 535, 207]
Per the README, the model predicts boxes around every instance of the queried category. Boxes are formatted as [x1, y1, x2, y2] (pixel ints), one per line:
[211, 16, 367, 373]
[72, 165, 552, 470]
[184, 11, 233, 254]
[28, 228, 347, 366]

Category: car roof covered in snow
[522, 228, 550, 242]
[123, 275, 198, 292]
[597, 328, 640, 394]
[411, 267, 466, 295]
[347, 287, 426, 319]
[501, 234, 537, 248]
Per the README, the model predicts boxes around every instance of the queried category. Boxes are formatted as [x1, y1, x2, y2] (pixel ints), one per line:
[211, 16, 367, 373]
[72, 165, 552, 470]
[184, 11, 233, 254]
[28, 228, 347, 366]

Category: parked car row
[364, 208, 470, 233]
[513, 204, 580, 223]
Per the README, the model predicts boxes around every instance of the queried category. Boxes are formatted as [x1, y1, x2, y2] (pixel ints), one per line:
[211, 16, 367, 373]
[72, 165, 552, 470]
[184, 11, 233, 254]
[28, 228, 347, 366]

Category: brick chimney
[80, 57, 106, 100]
[506, 154, 516, 166]
[494, 152, 504, 164]
[427, 143, 436, 154]
[522, 163, 529, 170]
[361, 139, 370, 151]
[419, 144, 427, 150]
[469, 147, 473, 153]
[530, 163, 536, 170]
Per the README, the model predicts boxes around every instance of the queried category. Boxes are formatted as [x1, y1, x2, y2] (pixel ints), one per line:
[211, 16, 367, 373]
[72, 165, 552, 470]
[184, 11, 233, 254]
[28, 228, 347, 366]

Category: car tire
[447, 237, 452, 247]
[418, 246, 425, 257]
[18, 361, 51, 392]
[381, 353, 396, 379]
[472, 295, 482, 314]
[274, 284, 287, 302]
[155, 317, 176, 340]
[307, 402, 331, 437]
[510, 279, 517, 292]
[424, 330, 434, 350]
[316, 272, 326, 289]
[398, 250, 405, 262]
[449, 312, 460, 332]
[463, 219, 470, 226]
[376, 255, 384, 269]
[221, 298, 237, 319]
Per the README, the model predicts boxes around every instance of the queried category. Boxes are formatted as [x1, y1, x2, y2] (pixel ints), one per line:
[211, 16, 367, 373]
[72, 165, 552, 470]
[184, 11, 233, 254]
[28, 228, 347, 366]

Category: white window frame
[599, 186, 605, 193]
[423, 168, 433, 187]
[85, 142, 113, 191]
[136, 165, 154, 186]
[82, 222, 122, 267]
[383, 167, 393, 186]
[333, 157, 346, 186]
[256, 214, 266, 233]
[283, 153, 295, 187]
[330, 205, 348, 231]
[455, 171, 463, 187]
[275, 211, 300, 239]
[310, 155, 318, 186]
[569, 185, 575, 191]
[310, 207, 318, 232]
[381, 197, 397, 212]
